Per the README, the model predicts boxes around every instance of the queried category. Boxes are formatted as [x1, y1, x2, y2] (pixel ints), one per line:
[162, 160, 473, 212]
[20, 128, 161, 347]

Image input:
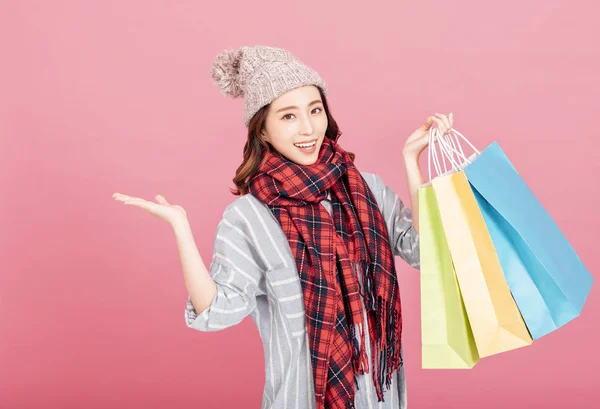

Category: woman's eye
[282, 108, 322, 120]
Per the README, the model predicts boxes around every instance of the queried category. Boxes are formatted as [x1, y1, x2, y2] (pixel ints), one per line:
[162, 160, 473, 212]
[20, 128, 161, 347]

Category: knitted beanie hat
[210, 45, 329, 127]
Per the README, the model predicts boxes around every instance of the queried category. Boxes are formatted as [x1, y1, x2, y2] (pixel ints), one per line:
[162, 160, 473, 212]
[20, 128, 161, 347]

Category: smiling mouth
[293, 140, 317, 148]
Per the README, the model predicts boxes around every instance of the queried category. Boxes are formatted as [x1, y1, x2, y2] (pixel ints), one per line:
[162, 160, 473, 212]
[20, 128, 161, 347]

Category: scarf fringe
[371, 295, 403, 402]
[351, 260, 403, 403]
[350, 263, 370, 376]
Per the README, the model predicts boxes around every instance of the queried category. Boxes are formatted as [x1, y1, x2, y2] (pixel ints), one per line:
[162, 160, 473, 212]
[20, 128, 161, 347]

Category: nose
[299, 114, 314, 135]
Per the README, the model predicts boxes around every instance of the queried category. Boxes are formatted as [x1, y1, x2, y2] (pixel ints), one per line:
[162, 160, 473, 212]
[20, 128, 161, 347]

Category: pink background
[2, 1, 599, 408]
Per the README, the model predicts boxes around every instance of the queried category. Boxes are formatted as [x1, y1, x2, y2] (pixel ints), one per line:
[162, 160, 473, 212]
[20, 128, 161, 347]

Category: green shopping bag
[419, 184, 479, 369]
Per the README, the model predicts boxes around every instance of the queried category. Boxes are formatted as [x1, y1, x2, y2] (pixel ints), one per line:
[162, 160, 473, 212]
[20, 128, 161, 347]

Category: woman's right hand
[112, 193, 189, 229]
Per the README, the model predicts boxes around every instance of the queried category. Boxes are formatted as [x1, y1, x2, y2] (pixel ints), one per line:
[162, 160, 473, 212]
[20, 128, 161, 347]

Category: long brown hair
[230, 86, 355, 196]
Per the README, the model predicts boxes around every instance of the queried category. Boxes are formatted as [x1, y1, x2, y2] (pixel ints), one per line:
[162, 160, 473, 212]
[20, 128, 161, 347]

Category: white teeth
[294, 141, 316, 148]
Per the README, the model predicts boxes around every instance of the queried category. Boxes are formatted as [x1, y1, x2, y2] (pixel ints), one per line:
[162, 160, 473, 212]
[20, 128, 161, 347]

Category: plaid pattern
[248, 138, 403, 409]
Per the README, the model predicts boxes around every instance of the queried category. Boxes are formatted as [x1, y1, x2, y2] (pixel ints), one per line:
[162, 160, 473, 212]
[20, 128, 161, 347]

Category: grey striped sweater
[185, 172, 420, 409]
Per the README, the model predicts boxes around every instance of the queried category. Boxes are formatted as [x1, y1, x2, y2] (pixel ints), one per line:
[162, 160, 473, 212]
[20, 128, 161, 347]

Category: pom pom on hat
[211, 48, 244, 98]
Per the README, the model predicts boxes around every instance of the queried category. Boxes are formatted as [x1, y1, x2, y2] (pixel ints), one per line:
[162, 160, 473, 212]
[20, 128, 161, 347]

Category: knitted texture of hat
[211, 45, 328, 127]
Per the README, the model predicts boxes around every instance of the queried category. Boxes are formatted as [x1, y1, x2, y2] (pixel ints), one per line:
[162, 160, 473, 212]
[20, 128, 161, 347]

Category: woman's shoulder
[217, 193, 295, 272]
[218, 193, 281, 233]
[359, 171, 403, 212]
[222, 192, 271, 214]
[359, 171, 386, 194]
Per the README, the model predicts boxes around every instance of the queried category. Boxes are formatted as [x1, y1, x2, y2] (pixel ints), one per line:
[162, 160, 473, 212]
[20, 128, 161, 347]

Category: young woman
[113, 45, 454, 409]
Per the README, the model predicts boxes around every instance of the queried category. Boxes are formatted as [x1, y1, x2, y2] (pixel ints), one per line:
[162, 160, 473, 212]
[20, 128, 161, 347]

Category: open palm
[112, 193, 188, 228]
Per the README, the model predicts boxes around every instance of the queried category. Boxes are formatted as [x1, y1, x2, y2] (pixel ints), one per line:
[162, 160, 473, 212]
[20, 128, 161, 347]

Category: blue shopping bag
[443, 137, 594, 340]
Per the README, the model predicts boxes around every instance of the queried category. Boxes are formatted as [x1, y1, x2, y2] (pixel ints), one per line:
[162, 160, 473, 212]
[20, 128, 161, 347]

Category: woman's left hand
[402, 112, 454, 160]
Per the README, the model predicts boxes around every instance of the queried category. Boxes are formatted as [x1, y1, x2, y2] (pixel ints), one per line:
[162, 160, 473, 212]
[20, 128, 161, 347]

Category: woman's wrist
[171, 217, 192, 236]
[402, 151, 420, 167]
[402, 151, 425, 185]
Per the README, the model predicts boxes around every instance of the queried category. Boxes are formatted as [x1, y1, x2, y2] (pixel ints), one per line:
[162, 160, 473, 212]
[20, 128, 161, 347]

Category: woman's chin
[292, 151, 319, 165]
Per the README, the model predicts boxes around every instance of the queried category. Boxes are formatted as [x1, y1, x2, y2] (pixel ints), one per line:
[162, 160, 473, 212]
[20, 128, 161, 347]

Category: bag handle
[445, 131, 466, 166]
[438, 128, 481, 167]
[427, 126, 464, 181]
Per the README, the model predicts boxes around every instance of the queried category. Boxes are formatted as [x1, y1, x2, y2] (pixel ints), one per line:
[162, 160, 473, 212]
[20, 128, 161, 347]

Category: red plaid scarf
[248, 138, 403, 409]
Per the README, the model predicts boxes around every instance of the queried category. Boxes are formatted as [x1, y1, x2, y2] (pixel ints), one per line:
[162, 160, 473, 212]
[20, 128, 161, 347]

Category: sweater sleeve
[369, 173, 421, 270]
[184, 200, 268, 332]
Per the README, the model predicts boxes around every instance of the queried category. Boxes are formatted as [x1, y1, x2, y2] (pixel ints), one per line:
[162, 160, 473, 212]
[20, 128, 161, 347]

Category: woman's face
[261, 85, 328, 166]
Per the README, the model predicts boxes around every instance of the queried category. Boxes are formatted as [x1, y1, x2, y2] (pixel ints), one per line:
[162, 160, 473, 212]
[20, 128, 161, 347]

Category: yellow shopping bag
[431, 132, 533, 358]
[419, 184, 479, 368]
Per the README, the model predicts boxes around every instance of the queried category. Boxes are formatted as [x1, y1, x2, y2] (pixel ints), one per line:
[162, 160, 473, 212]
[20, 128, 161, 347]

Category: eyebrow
[275, 99, 323, 113]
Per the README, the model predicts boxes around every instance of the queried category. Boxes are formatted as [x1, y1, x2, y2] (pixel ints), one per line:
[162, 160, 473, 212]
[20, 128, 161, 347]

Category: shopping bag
[429, 132, 533, 358]
[419, 183, 479, 369]
[438, 131, 594, 340]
